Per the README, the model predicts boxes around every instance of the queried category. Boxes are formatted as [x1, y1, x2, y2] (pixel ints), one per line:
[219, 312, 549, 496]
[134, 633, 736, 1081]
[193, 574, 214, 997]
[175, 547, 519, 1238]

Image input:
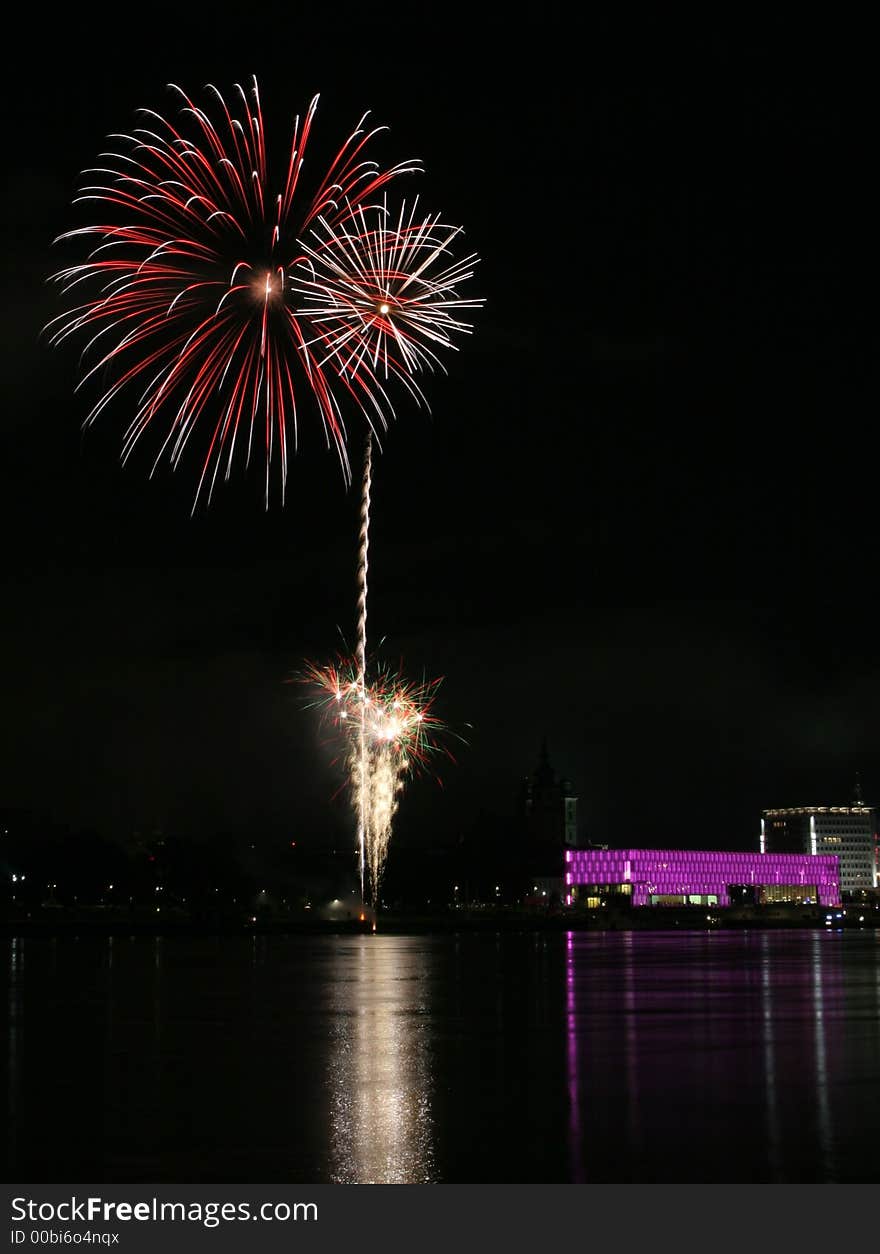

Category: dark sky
[1, 12, 873, 854]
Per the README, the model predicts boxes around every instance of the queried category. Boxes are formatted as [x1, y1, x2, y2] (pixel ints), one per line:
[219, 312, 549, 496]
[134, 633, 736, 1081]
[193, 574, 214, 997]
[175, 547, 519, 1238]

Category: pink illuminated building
[564, 848, 840, 908]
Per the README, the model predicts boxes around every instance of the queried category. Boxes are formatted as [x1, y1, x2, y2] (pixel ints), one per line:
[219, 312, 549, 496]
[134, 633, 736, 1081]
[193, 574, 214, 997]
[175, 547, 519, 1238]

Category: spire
[534, 738, 555, 787]
[854, 772, 864, 805]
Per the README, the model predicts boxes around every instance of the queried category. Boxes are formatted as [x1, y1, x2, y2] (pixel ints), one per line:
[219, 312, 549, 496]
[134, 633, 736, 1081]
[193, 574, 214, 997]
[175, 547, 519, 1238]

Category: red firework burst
[46, 77, 426, 508]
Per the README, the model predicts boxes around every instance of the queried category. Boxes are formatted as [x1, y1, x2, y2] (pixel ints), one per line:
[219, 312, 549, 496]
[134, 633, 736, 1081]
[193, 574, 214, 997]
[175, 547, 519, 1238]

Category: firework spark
[45, 77, 426, 508]
[303, 655, 451, 906]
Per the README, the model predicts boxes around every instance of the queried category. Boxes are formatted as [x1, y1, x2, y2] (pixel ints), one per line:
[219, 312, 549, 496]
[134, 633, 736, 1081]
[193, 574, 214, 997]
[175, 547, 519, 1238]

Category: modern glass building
[761, 806, 877, 894]
[564, 848, 840, 907]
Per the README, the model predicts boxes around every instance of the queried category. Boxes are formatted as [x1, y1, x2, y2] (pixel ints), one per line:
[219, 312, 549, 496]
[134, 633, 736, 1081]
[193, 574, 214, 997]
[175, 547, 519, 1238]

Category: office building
[761, 805, 877, 894]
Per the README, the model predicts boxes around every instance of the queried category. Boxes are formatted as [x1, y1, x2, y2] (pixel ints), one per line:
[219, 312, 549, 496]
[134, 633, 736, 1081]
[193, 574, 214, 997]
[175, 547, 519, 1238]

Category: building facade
[565, 847, 840, 907]
[761, 806, 877, 894]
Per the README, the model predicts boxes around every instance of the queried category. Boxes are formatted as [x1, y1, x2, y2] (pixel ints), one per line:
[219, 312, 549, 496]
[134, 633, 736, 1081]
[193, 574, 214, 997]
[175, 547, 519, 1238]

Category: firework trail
[294, 196, 480, 901]
[303, 656, 451, 905]
[45, 77, 429, 508]
[355, 431, 372, 903]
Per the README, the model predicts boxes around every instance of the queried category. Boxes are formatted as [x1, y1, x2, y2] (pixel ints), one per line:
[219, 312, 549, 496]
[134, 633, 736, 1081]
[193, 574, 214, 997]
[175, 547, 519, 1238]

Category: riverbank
[3, 902, 878, 935]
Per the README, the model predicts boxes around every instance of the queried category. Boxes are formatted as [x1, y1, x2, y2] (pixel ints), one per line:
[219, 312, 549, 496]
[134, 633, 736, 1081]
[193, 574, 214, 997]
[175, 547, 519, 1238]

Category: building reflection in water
[563, 929, 850, 1181]
[566, 931, 644, 1182]
[327, 937, 434, 1183]
[760, 931, 844, 1180]
[758, 933, 782, 1179]
[621, 930, 643, 1158]
[7, 937, 24, 1169]
[565, 932, 584, 1181]
[810, 931, 836, 1179]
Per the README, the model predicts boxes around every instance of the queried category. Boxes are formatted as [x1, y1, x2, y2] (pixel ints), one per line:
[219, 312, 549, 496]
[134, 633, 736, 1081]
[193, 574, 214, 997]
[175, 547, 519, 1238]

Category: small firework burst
[303, 655, 449, 775]
[291, 197, 481, 391]
[302, 654, 453, 904]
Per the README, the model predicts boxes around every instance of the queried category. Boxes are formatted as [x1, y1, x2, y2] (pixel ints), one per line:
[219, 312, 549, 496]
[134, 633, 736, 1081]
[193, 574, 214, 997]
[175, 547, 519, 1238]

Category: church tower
[520, 740, 578, 849]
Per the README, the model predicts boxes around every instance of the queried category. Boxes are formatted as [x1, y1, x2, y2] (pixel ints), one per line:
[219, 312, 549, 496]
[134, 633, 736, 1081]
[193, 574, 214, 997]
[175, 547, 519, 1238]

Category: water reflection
[326, 937, 434, 1183]
[563, 929, 856, 1182]
[621, 931, 643, 1158]
[759, 934, 782, 1179]
[5, 929, 880, 1182]
[7, 937, 24, 1168]
[810, 932, 834, 1177]
[565, 932, 584, 1181]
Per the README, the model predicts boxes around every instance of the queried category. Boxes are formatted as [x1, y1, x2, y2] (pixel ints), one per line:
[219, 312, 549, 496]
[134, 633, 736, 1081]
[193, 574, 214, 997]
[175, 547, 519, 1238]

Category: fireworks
[303, 656, 451, 905]
[47, 76, 480, 908]
[291, 198, 482, 395]
[45, 77, 433, 508]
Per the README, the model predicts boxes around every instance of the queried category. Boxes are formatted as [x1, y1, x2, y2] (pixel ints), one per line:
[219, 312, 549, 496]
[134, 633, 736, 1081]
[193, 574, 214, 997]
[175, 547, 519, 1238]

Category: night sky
[1, 14, 873, 856]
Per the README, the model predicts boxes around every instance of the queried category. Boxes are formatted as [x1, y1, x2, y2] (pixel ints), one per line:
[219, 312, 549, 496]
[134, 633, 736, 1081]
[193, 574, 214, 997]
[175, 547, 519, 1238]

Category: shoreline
[3, 904, 876, 936]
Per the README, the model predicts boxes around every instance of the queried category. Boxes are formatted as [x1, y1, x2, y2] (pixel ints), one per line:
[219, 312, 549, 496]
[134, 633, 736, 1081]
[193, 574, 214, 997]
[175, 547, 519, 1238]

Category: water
[5, 929, 880, 1182]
